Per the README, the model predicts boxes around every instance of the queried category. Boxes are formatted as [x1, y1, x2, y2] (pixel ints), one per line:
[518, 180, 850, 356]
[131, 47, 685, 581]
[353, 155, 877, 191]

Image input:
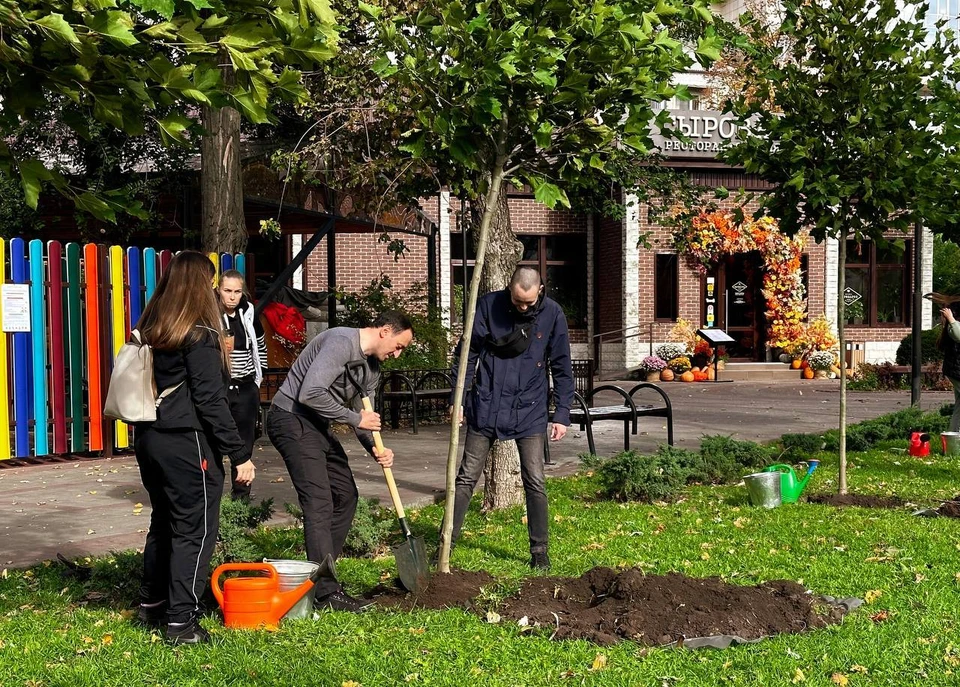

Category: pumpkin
[660, 369, 674, 382]
[680, 371, 695, 383]
[693, 371, 708, 382]
[802, 367, 815, 379]
[706, 367, 716, 380]
[790, 359, 802, 369]
[690, 366, 700, 373]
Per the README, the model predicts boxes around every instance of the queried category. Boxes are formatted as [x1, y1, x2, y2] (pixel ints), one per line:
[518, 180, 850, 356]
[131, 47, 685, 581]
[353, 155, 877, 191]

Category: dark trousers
[451, 429, 549, 554]
[227, 379, 260, 500]
[266, 406, 358, 597]
[135, 426, 224, 624]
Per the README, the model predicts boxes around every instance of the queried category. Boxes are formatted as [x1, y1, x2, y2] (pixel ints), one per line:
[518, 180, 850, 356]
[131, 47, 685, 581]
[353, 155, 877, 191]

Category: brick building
[274, 106, 930, 374]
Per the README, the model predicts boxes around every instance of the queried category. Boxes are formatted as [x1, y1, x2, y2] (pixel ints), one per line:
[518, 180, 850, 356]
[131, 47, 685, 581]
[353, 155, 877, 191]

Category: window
[450, 232, 588, 327]
[843, 240, 911, 326]
[655, 253, 679, 321]
[925, 0, 960, 35]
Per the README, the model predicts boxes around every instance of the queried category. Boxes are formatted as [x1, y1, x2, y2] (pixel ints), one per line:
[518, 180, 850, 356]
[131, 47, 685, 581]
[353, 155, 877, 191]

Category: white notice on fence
[1, 284, 30, 332]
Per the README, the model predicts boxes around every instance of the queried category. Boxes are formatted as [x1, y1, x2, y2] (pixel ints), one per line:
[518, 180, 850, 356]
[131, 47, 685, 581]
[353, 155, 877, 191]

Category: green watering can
[761, 461, 819, 504]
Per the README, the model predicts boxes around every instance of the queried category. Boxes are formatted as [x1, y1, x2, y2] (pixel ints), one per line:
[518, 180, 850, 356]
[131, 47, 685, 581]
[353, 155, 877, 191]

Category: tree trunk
[200, 101, 247, 254]
[470, 185, 525, 511]
[838, 226, 848, 494]
[438, 159, 508, 574]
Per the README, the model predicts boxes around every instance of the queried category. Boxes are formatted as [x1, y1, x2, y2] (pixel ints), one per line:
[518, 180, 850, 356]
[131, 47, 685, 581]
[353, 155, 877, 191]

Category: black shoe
[136, 602, 167, 629]
[530, 551, 551, 571]
[315, 590, 374, 613]
[165, 619, 211, 645]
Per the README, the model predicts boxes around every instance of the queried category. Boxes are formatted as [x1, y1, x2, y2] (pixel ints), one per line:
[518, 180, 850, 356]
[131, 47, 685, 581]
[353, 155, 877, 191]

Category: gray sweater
[272, 327, 379, 453]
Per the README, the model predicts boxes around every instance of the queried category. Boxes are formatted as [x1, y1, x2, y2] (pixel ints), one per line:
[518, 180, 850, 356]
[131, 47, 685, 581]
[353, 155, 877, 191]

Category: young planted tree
[364, 0, 721, 570]
[0, 0, 338, 250]
[722, 0, 960, 493]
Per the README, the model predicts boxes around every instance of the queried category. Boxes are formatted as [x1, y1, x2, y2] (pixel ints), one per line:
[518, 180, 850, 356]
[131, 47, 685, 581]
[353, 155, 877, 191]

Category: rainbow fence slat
[0, 243, 248, 459]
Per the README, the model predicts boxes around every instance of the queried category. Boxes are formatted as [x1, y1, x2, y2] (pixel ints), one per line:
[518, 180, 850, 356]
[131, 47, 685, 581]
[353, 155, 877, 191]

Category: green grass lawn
[3, 443, 960, 686]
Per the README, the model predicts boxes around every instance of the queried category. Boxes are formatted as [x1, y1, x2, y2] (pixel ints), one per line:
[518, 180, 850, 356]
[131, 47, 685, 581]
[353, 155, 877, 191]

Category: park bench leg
[586, 421, 596, 456]
[667, 413, 674, 446]
[623, 420, 630, 451]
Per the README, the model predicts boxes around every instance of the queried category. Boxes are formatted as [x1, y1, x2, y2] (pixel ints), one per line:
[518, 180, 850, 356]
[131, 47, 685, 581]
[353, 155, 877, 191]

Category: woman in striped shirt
[217, 270, 268, 500]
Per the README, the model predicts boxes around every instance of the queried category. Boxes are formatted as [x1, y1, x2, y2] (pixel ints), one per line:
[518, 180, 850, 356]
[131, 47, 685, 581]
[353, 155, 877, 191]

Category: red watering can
[910, 432, 930, 457]
[211, 556, 335, 629]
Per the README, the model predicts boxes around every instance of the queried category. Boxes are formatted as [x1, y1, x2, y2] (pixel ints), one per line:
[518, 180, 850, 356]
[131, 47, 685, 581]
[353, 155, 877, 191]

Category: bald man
[448, 266, 574, 570]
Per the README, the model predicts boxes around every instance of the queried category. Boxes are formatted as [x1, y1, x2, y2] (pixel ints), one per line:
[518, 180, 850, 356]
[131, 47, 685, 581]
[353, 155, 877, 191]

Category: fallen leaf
[270, 477, 285, 483]
[87, 529, 96, 535]
[870, 610, 889, 623]
[408, 627, 425, 635]
[590, 654, 607, 671]
[792, 668, 806, 683]
[342, 682, 362, 687]
[850, 665, 868, 674]
[404, 674, 419, 683]
[88, 491, 97, 495]
[101, 634, 113, 645]
[864, 589, 883, 603]
[831, 673, 849, 686]
[485, 611, 501, 624]
[517, 616, 530, 627]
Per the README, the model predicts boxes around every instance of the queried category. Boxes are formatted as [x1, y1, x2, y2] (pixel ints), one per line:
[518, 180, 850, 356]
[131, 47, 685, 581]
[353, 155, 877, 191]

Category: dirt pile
[371, 569, 495, 611]
[373, 566, 849, 647]
[806, 493, 905, 508]
[499, 567, 846, 646]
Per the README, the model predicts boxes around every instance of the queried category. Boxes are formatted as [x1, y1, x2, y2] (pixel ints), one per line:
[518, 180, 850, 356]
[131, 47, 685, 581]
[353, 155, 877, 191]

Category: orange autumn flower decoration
[673, 212, 811, 355]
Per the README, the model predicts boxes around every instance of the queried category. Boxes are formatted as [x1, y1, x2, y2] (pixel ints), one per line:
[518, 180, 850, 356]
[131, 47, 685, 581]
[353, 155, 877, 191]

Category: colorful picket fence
[0, 241, 246, 460]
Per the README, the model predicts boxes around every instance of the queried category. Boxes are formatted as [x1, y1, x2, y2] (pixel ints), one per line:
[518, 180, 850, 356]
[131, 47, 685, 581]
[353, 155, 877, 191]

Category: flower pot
[645, 371, 661, 382]
[815, 369, 828, 379]
[778, 353, 792, 364]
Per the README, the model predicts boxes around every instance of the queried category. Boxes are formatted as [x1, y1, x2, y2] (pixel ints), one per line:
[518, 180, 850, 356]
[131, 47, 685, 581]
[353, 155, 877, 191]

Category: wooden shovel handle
[361, 396, 406, 520]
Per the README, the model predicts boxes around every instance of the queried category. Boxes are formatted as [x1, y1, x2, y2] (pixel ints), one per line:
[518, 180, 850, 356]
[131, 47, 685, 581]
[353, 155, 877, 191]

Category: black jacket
[452, 290, 574, 440]
[148, 326, 250, 465]
[944, 322, 960, 381]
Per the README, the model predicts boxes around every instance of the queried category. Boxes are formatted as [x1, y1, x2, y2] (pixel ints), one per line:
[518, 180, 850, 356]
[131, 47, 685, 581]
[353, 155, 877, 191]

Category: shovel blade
[391, 535, 430, 594]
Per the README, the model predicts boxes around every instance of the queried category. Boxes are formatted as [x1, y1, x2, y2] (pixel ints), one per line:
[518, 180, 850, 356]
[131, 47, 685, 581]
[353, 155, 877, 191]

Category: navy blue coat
[452, 290, 574, 440]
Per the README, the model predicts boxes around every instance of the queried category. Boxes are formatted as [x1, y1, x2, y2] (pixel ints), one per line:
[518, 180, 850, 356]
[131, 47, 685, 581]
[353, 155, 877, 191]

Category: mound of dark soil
[935, 495, 960, 518]
[371, 569, 495, 611]
[497, 567, 846, 646]
[370, 567, 851, 647]
[806, 493, 905, 508]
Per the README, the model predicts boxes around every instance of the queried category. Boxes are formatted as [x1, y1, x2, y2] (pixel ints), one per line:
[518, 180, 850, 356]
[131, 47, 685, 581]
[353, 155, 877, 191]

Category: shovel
[346, 362, 430, 594]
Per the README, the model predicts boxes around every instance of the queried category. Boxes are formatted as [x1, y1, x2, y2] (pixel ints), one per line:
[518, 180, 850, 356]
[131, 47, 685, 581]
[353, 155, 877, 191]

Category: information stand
[697, 328, 736, 383]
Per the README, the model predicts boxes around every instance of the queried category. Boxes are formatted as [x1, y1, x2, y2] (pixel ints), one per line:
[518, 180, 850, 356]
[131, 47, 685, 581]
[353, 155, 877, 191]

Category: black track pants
[227, 379, 260, 499]
[135, 426, 224, 624]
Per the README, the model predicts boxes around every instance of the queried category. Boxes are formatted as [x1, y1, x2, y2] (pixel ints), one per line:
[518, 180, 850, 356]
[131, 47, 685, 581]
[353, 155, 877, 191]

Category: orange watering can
[211, 556, 335, 629]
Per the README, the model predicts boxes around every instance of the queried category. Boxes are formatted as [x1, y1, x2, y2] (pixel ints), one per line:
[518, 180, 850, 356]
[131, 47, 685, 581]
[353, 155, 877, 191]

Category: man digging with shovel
[267, 311, 414, 612]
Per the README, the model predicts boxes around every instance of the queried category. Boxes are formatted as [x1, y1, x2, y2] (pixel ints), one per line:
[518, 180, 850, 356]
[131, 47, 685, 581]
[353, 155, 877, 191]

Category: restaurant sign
[651, 110, 740, 159]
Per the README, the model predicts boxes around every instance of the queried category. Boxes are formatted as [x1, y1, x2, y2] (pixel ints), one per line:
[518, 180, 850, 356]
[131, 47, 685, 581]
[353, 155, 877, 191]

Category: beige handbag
[103, 330, 181, 423]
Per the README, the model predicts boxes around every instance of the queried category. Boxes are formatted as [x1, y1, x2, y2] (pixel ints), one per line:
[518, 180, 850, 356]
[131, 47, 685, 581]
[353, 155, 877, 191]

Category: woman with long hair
[939, 303, 960, 432]
[133, 251, 255, 644]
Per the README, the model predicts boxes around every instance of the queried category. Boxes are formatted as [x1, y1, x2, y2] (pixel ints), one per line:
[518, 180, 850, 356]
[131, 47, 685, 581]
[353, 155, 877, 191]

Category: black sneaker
[530, 551, 551, 571]
[165, 619, 211, 645]
[135, 602, 167, 629]
[315, 590, 374, 613]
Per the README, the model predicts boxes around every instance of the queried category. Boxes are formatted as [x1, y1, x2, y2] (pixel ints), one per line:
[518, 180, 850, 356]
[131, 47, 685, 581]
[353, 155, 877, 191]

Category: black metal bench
[377, 370, 454, 434]
[553, 382, 674, 456]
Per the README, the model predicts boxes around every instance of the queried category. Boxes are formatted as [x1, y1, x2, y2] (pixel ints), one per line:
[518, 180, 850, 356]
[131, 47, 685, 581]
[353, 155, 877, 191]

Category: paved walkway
[1, 381, 951, 568]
